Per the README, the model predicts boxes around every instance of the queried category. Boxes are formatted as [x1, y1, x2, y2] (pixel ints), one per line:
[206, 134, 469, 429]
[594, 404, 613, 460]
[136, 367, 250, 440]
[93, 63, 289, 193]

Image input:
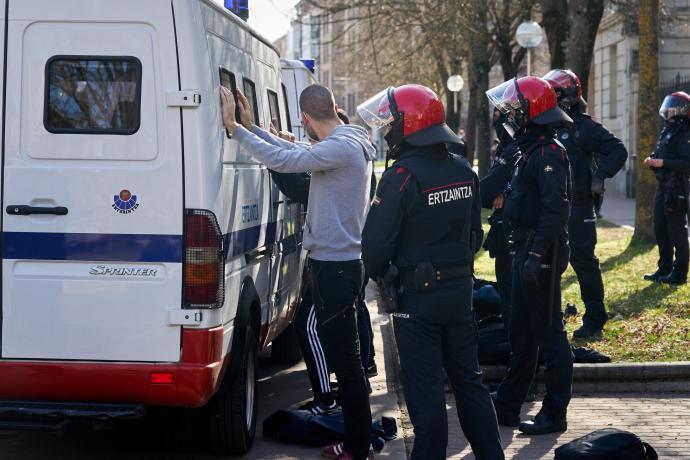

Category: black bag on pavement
[555, 428, 658, 460]
[477, 316, 510, 365]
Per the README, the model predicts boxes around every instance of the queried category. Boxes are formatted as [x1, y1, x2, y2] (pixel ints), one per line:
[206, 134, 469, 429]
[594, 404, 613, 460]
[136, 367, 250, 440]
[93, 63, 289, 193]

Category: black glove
[521, 253, 542, 291]
[591, 177, 605, 195]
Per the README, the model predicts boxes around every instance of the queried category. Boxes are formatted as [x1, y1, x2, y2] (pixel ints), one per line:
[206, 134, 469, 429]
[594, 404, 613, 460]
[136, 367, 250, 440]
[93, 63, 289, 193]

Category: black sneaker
[644, 270, 669, 282]
[518, 412, 567, 435]
[299, 399, 339, 415]
[660, 271, 687, 285]
[573, 323, 604, 340]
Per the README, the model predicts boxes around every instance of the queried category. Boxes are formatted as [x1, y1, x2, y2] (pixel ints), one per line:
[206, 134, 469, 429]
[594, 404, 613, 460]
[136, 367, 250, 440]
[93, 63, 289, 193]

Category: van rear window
[45, 56, 142, 134]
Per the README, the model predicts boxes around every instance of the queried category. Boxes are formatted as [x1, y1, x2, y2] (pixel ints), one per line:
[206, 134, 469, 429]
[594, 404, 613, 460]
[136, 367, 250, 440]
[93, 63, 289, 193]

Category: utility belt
[508, 225, 536, 244]
[400, 262, 473, 292]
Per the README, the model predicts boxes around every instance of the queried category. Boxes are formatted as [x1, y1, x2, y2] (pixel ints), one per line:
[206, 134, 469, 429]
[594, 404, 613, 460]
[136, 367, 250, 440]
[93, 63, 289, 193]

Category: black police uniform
[362, 143, 504, 460]
[492, 127, 574, 429]
[556, 108, 628, 330]
[480, 137, 521, 330]
[649, 118, 690, 281]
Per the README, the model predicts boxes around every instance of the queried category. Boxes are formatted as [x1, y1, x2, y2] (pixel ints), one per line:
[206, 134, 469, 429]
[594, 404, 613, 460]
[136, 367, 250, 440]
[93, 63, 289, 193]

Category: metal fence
[659, 73, 690, 101]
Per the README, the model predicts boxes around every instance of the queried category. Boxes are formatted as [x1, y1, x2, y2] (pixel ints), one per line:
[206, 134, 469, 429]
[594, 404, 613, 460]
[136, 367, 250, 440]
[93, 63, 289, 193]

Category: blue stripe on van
[2, 232, 184, 263]
[224, 222, 277, 258]
[2, 224, 298, 263]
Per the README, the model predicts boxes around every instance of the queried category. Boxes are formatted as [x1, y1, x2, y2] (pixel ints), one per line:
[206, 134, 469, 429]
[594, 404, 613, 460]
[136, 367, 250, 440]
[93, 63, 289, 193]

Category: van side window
[219, 67, 240, 136]
[45, 56, 142, 134]
[281, 84, 292, 134]
[242, 78, 260, 126]
[267, 90, 282, 131]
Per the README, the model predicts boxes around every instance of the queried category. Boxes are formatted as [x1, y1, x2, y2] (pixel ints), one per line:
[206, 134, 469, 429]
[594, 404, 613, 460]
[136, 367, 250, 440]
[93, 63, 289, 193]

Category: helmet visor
[659, 95, 690, 120]
[357, 87, 395, 129]
[486, 79, 523, 114]
[543, 69, 576, 91]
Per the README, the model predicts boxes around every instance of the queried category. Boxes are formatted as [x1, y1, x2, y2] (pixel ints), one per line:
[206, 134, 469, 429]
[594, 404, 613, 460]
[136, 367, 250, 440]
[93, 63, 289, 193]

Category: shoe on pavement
[490, 392, 520, 427]
[518, 412, 567, 435]
[300, 399, 339, 415]
[573, 323, 604, 340]
[321, 442, 373, 459]
[644, 270, 670, 282]
[659, 271, 687, 285]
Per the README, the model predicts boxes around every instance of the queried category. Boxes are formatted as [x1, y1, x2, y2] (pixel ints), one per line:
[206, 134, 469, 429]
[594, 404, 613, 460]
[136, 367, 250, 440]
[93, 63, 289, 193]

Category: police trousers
[311, 258, 371, 460]
[495, 241, 574, 420]
[568, 203, 607, 327]
[393, 277, 504, 460]
[653, 187, 689, 275]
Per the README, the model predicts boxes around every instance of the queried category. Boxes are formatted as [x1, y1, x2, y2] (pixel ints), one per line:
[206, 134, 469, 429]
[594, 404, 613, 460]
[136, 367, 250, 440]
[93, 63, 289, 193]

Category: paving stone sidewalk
[440, 392, 690, 459]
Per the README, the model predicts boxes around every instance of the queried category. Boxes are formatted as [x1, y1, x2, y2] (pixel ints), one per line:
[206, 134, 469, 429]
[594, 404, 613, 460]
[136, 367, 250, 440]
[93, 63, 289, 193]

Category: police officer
[359, 84, 504, 459]
[643, 91, 690, 285]
[486, 76, 574, 435]
[480, 108, 521, 330]
[544, 69, 629, 339]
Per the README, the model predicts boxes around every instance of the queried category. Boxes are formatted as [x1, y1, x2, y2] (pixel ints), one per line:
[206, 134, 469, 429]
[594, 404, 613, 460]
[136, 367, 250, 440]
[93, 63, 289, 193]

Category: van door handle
[6, 205, 69, 216]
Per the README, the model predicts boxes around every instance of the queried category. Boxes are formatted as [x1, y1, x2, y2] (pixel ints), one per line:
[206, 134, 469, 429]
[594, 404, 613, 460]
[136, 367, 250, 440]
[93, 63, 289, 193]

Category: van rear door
[1, 0, 184, 362]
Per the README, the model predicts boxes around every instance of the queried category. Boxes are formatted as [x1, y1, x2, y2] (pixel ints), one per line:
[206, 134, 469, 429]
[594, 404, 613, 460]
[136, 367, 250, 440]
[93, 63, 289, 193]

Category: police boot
[644, 270, 670, 282]
[573, 322, 604, 340]
[518, 412, 567, 435]
[659, 271, 687, 285]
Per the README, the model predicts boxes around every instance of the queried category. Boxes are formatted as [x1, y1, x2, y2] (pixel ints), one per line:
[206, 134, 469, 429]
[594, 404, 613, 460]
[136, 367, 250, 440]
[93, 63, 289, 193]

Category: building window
[45, 56, 141, 134]
[347, 93, 355, 115]
[609, 44, 618, 118]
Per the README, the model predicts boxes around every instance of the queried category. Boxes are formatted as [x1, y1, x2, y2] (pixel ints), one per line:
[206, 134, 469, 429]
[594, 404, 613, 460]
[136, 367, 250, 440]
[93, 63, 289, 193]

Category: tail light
[183, 209, 224, 309]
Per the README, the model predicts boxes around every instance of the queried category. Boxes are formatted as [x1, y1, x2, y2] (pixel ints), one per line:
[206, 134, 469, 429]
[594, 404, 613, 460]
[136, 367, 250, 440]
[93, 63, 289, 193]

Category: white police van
[281, 58, 319, 142]
[0, 0, 304, 453]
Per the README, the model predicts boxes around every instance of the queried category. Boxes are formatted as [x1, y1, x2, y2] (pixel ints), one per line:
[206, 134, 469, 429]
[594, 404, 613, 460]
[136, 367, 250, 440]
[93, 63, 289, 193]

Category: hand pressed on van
[269, 122, 296, 142]
[220, 87, 253, 134]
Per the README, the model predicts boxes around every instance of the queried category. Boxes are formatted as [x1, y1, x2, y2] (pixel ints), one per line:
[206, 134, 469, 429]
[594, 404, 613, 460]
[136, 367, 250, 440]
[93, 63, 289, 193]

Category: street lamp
[515, 21, 543, 76]
[447, 74, 464, 131]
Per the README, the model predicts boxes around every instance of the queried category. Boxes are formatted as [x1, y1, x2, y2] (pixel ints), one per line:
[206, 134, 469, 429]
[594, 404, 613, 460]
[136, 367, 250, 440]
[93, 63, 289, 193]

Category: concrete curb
[480, 362, 690, 393]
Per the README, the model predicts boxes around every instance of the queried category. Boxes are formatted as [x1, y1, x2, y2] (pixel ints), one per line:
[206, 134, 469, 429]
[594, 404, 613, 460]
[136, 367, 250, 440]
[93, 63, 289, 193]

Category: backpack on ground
[555, 428, 658, 460]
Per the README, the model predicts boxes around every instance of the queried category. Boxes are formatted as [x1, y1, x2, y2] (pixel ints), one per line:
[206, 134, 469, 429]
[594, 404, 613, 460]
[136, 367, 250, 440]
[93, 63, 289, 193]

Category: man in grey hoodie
[221, 84, 375, 460]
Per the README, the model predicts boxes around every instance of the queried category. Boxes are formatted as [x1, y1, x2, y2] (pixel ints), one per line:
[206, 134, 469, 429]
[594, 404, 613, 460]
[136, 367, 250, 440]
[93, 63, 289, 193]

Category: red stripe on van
[0, 327, 226, 408]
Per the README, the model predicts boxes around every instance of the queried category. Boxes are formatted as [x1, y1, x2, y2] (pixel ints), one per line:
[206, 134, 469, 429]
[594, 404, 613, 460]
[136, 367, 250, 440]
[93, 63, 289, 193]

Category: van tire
[205, 325, 258, 454]
[271, 323, 302, 363]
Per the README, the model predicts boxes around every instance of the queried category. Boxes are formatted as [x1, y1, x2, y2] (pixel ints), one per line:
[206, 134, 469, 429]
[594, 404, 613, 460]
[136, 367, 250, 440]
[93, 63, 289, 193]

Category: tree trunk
[466, 81, 478, 165]
[565, 0, 605, 99]
[470, 8, 492, 177]
[540, 0, 568, 68]
[634, 0, 659, 242]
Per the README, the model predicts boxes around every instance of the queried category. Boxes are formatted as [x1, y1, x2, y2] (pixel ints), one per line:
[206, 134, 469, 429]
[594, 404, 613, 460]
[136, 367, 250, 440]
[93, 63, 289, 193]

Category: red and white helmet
[659, 91, 690, 120]
[543, 69, 587, 109]
[357, 84, 461, 149]
[486, 76, 572, 137]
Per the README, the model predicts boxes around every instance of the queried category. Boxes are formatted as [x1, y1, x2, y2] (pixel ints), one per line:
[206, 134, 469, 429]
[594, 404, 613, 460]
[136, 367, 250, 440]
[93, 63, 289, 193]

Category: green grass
[474, 214, 690, 362]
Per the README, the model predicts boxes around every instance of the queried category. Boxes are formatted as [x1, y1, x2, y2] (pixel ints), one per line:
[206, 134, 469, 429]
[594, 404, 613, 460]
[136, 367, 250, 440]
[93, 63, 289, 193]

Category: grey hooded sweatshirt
[233, 124, 376, 261]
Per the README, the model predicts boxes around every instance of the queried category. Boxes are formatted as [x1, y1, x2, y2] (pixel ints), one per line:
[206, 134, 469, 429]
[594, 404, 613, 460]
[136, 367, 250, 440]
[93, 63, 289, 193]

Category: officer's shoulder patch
[395, 166, 407, 174]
